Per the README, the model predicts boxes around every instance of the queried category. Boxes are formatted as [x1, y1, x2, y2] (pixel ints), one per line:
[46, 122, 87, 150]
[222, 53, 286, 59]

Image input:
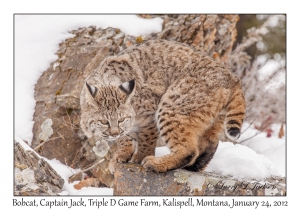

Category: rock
[32, 40, 114, 173]
[31, 15, 239, 188]
[113, 163, 286, 196]
[157, 14, 239, 62]
[14, 142, 64, 195]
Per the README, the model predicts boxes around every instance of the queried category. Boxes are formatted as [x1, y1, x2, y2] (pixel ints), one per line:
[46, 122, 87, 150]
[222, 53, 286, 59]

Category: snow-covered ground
[206, 122, 285, 178]
[15, 15, 285, 196]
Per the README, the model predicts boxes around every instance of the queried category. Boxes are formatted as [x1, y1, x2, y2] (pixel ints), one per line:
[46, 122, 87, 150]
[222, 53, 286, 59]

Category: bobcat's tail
[225, 82, 246, 141]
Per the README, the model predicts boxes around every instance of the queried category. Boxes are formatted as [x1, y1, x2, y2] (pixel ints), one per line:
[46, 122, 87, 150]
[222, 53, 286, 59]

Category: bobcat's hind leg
[184, 113, 225, 172]
[141, 115, 203, 173]
[141, 108, 215, 173]
[141, 78, 224, 173]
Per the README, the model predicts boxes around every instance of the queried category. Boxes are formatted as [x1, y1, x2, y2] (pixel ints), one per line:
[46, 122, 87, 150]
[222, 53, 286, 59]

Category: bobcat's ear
[119, 79, 135, 96]
[86, 82, 97, 97]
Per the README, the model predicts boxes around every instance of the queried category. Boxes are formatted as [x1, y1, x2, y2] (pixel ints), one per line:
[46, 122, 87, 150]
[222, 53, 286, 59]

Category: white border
[2, 0, 297, 209]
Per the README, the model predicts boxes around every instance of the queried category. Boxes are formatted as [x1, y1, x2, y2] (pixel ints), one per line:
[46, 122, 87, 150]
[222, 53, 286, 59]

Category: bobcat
[80, 39, 246, 174]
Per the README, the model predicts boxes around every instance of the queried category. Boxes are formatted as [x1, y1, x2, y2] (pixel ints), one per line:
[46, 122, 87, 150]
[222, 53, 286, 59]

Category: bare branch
[81, 158, 105, 172]
[233, 15, 278, 53]
[57, 132, 66, 141]
[33, 136, 61, 151]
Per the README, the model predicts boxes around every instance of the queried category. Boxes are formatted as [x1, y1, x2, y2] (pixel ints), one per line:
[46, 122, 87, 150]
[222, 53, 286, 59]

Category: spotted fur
[80, 40, 246, 173]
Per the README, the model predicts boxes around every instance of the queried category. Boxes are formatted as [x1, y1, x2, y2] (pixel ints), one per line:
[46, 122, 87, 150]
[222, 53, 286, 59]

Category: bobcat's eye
[118, 117, 128, 123]
[100, 119, 109, 125]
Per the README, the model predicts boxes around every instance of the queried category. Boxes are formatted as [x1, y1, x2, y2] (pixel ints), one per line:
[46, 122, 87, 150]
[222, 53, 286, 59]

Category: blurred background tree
[229, 14, 286, 140]
[234, 14, 286, 60]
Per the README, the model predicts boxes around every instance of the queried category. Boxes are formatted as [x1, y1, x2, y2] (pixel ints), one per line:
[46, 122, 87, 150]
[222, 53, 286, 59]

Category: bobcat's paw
[130, 150, 155, 163]
[108, 158, 118, 174]
[108, 153, 131, 174]
[129, 153, 146, 163]
[141, 156, 167, 173]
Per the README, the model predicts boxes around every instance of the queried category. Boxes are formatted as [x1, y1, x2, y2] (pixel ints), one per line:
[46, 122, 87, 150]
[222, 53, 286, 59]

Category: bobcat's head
[80, 78, 136, 141]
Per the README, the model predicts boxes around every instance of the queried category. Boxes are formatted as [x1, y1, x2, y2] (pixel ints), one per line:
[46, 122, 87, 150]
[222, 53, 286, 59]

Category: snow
[15, 15, 285, 196]
[205, 142, 280, 179]
[238, 123, 286, 177]
[211, 122, 285, 178]
[207, 122, 285, 179]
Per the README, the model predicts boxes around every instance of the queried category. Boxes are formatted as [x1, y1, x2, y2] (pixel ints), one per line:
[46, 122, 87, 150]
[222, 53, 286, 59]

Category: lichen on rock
[38, 118, 53, 141]
[93, 140, 110, 157]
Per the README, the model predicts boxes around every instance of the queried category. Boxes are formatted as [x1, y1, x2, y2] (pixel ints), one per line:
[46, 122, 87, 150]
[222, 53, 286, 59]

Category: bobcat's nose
[109, 127, 120, 137]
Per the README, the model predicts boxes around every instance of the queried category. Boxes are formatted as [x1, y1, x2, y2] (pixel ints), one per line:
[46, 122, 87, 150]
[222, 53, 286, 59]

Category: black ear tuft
[119, 79, 135, 95]
[86, 82, 97, 97]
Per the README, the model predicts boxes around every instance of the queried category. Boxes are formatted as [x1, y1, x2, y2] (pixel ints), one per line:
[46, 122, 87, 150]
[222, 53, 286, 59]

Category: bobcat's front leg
[129, 119, 158, 164]
[108, 133, 136, 174]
